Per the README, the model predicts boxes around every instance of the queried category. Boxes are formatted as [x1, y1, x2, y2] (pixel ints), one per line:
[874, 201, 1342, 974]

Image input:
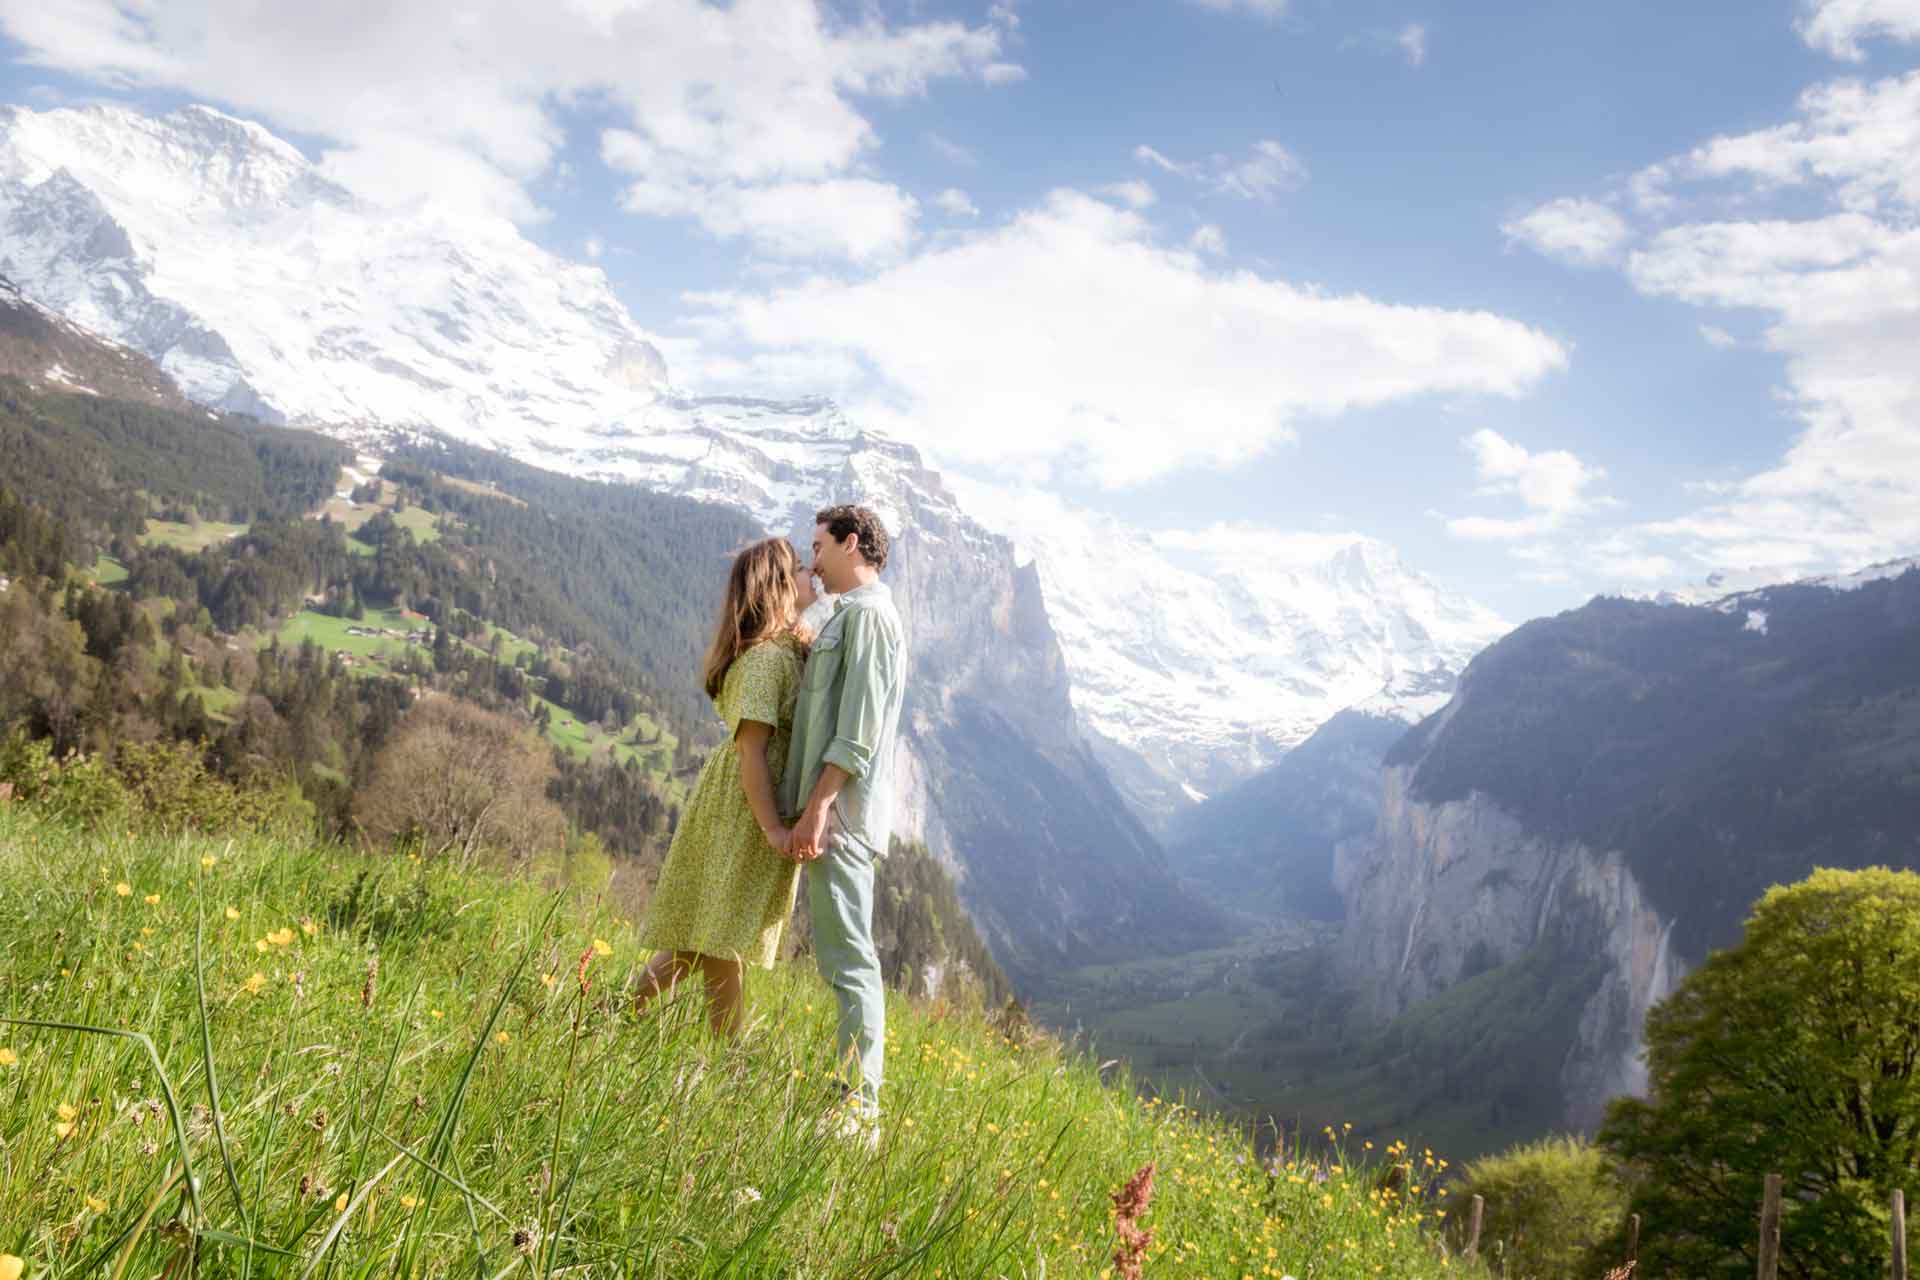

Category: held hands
[788, 804, 831, 863]
[762, 824, 794, 858]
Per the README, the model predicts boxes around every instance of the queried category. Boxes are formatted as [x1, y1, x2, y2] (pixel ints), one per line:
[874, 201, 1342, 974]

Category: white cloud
[1100, 179, 1157, 209]
[1798, 0, 1920, 60]
[928, 132, 980, 167]
[1699, 324, 1737, 348]
[1501, 197, 1631, 266]
[682, 189, 1567, 488]
[1134, 144, 1194, 177]
[583, 235, 605, 260]
[1135, 139, 1307, 200]
[1216, 140, 1308, 200]
[0, 0, 1006, 258]
[1186, 0, 1290, 15]
[934, 187, 980, 218]
[1190, 223, 1228, 255]
[1524, 64, 1920, 583]
[982, 61, 1028, 84]
[1398, 23, 1428, 66]
[1446, 429, 1609, 541]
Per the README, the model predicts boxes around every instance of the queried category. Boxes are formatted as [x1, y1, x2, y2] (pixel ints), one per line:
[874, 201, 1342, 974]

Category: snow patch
[1743, 609, 1768, 635]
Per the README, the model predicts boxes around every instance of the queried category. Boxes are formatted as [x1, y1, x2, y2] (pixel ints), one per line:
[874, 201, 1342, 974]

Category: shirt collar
[832, 579, 888, 614]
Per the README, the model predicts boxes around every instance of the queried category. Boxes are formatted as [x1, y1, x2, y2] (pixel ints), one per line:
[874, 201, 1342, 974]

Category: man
[784, 503, 907, 1129]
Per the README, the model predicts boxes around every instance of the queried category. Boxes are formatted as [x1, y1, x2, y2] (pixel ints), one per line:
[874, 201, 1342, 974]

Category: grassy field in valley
[0, 803, 1477, 1277]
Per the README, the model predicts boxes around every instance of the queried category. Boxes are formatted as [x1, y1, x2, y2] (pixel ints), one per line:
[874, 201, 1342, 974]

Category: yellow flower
[267, 927, 295, 946]
[399, 1194, 419, 1209]
[52, 1121, 74, 1140]
[225, 906, 240, 920]
[592, 938, 613, 957]
[334, 1191, 350, 1213]
[0, 1254, 22, 1280]
[494, 1031, 510, 1045]
[0, 1048, 17, 1068]
[114, 883, 131, 897]
[140, 927, 154, 937]
[540, 973, 554, 988]
[301, 919, 319, 937]
[85, 1195, 107, 1213]
[430, 1009, 444, 1020]
[254, 938, 269, 953]
[244, 973, 268, 995]
[56, 1103, 77, 1122]
[201, 855, 218, 868]
[143, 893, 160, 905]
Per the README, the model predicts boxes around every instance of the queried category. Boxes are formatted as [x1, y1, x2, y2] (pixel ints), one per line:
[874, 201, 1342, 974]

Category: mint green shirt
[781, 580, 907, 858]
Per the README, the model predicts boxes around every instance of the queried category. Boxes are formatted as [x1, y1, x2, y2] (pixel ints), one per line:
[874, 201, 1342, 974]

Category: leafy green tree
[1599, 867, 1920, 1279]
[1450, 1135, 1626, 1278]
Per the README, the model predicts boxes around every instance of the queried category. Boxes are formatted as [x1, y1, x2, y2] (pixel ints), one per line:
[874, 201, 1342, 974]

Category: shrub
[0, 730, 128, 831]
[1451, 1134, 1627, 1278]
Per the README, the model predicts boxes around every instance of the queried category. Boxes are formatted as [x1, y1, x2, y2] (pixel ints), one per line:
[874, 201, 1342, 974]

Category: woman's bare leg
[632, 950, 698, 1016]
[694, 953, 746, 1038]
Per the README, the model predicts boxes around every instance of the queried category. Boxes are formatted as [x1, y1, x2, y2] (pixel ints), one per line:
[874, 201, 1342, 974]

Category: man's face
[810, 523, 861, 594]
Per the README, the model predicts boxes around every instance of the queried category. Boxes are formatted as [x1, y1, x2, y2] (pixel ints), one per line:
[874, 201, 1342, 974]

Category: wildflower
[56, 1103, 77, 1122]
[1110, 1162, 1156, 1280]
[732, 1186, 763, 1208]
[541, 973, 555, 988]
[224, 906, 240, 920]
[399, 1194, 419, 1209]
[244, 973, 268, 995]
[0, 1255, 23, 1280]
[301, 918, 319, 937]
[52, 1121, 74, 1140]
[430, 1009, 444, 1020]
[267, 927, 294, 946]
[144, 893, 160, 905]
[201, 855, 218, 868]
[254, 939, 269, 953]
[114, 883, 131, 897]
[335, 1192, 350, 1213]
[85, 1194, 107, 1213]
[0, 1048, 16, 1068]
[593, 938, 613, 957]
[495, 1030, 510, 1045]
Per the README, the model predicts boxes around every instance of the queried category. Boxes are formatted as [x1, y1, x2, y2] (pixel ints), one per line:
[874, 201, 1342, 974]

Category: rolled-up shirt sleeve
[821, 607, 899, 781]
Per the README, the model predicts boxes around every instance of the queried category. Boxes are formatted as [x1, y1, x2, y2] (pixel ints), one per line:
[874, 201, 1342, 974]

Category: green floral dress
[638, 636, 804, 969]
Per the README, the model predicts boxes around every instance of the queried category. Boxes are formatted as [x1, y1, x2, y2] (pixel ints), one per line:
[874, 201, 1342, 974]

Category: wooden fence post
[1757, 1173, 1782, 1280]
[1626, 1212, 1641, 1262]
[1894, 1188, 1908, 1280]
[1463, 1194, 1484, 1261]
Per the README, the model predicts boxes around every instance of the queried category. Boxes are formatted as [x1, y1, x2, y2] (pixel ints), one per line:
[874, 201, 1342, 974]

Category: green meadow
[139, 520, 250, 553]
[0, 802, 1478, 1278]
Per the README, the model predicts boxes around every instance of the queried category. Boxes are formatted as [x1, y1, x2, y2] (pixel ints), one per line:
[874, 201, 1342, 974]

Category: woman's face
[792, 549, 819, 610]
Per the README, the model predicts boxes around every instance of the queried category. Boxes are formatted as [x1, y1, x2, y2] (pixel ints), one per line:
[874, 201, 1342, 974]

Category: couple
[632, 503, 906, 1125]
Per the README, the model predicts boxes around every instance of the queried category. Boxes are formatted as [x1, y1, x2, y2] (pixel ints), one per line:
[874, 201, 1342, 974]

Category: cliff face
[1334, 763, 1683, 1128]
[1333, 562, 1920, 1130]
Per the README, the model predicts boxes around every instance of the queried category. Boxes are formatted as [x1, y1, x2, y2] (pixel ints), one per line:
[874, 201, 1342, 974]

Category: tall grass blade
[194, 894, 252, 1239]
[299, 1151, 408, 1279]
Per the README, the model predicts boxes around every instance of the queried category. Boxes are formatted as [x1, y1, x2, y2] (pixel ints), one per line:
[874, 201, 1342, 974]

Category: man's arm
[792, 608, 898, 861]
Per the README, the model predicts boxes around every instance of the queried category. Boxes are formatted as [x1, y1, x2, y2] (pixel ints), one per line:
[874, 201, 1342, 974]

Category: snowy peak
[960, 487, 1510, 815]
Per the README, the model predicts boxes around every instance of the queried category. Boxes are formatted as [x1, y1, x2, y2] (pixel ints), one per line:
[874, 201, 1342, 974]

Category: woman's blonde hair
[701, 537, 807, 699]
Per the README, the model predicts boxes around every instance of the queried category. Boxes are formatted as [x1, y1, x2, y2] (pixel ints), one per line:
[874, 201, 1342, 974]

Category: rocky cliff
[1334, 762, 1682, 1129]
[1332, 561, 1920, 1129]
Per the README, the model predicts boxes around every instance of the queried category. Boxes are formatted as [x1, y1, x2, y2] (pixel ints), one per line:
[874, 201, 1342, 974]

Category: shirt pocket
[804, 631, 843, 692]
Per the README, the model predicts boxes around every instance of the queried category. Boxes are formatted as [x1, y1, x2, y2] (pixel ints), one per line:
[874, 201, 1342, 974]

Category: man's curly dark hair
[815, 504, 891, 571]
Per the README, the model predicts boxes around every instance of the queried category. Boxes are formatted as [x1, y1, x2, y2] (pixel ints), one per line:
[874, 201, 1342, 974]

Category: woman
[633, 537, 814, 1036]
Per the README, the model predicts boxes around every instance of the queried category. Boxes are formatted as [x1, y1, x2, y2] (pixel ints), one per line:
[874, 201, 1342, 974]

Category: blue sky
[2, 0, 1918, 622]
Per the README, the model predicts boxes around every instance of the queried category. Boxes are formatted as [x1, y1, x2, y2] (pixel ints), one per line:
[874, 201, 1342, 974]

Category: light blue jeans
[808, 837, 885, 1116]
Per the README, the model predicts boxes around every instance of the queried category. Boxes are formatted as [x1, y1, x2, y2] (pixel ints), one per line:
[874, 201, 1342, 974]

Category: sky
[1, 0, 1917, 623]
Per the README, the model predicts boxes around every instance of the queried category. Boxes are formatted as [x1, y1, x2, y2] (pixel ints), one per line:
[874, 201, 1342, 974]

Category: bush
[112, 738, 313, 835]
[0, 729, 128, 831]
[1451, 1134, 1627, 1278]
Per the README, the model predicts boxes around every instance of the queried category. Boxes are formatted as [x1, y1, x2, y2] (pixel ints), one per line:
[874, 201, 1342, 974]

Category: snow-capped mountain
[956, 486, 1511, 819]
[0, 100, 1508, 844]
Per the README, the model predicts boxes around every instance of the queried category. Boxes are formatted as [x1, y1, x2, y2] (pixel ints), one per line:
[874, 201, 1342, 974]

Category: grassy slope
[0, 806, 1474, 1278]
[139, 519, 248, 553]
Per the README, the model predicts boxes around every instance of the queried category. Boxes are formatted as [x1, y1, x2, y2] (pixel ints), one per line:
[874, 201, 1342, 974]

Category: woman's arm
[734, 719, 790, 854]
